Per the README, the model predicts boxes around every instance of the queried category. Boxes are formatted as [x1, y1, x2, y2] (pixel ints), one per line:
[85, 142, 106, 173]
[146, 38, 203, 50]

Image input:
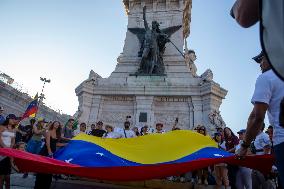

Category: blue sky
[0, 1, 264, 132]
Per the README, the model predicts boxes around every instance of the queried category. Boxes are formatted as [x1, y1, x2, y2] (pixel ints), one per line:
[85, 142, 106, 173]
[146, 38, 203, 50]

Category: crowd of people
[0, 103, 282, 189]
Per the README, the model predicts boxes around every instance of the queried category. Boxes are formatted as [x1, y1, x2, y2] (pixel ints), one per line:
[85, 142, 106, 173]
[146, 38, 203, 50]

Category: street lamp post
[38, 77, 51, 117]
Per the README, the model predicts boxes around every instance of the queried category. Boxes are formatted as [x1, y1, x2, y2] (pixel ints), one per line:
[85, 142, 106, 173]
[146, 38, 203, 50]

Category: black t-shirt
[16, 124, 33, 143]
[90, 129, 106, 137]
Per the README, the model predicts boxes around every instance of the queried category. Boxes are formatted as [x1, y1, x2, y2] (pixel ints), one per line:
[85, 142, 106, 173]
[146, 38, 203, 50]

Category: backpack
[260, 0, 284, 81]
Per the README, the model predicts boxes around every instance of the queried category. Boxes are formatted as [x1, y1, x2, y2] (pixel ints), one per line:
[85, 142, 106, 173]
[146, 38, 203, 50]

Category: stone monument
[76, 0, 227, 134]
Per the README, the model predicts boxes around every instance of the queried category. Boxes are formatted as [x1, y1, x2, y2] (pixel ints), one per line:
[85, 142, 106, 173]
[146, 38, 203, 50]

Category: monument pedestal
[76, 0, 227, 134]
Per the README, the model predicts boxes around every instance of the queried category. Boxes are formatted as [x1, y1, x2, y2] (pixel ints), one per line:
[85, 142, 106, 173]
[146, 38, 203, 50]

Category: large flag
[0, 130, 273, 181]
[21, 94, 39, 120]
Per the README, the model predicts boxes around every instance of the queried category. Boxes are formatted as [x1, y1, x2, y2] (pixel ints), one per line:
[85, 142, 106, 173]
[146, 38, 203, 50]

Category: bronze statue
[129, 6, 181, 75]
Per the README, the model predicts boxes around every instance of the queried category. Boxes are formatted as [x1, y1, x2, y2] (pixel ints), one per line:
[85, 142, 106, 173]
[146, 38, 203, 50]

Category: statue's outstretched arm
[143, 6, 149, 30]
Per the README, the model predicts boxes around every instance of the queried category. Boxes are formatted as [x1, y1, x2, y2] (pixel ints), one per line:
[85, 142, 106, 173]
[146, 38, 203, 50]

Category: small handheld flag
[21, 94, 39, 120]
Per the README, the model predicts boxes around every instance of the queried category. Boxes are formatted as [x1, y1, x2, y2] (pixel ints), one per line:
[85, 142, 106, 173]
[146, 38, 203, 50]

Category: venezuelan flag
[55, 130, 231, 167]
[0, 130, 274, 181]
[21, 98, 38, 120]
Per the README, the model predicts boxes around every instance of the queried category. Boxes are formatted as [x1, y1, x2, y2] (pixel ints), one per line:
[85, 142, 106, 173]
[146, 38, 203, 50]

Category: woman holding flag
[26, 118, 47, 154]
[34, 121, 66, 189]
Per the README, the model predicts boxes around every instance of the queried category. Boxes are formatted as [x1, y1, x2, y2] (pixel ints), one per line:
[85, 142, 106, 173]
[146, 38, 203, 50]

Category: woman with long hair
[213, 132, 229, 189]
[0, 114, 17, 189]
[196, 125, 209, 185]
[224, 127, 239, 153]
[34, 121, 66, 189]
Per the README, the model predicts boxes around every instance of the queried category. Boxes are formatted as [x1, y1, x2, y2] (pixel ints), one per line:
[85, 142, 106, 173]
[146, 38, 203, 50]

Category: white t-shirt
[235, 140, 242, 154]
[251, 70, 284, 145]
[253, 132, 271, 155]
[119, 129, 136, 138]
[102, 132, 121, 139]
[0, 130, 15, 161]
[74, 130, 87, 136]
[155, 130, 166, 134]
[1, 130, 15, 147]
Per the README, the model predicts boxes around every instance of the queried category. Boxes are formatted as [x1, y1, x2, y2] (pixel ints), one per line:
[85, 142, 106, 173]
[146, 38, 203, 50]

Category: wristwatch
[241, 141, 250, 148]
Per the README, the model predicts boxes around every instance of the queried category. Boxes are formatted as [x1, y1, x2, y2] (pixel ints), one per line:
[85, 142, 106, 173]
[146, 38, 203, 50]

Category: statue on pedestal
[184, 48, 197, 77]
[128, 6, 181, 75]
[208, 110, 226, 128]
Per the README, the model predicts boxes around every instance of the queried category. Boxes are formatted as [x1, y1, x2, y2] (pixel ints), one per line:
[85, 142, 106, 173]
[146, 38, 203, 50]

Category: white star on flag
[213, 154, 224, 157]
[65, 158, 73, 163]
[96, 152, 104, 157]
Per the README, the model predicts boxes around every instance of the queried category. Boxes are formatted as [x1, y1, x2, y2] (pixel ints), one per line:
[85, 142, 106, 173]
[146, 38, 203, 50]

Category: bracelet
[241, 141, 250, 148]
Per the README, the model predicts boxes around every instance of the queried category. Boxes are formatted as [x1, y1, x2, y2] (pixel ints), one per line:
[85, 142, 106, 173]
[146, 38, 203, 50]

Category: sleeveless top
[0, 129, 15, 161]
[40, 137, 58, 156]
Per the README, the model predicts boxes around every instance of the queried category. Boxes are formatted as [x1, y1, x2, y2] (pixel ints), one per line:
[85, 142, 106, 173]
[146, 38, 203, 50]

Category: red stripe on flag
[22, 106, 38, 119]
[0, 148, 274, 181]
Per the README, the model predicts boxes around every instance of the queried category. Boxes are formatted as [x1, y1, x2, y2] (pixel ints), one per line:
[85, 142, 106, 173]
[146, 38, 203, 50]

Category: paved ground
[10, 174, 135, 189]
[10, 173, 221, 189]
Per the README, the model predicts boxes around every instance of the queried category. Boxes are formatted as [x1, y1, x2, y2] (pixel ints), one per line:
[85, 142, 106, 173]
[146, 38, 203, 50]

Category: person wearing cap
[239, 51, 284, 187]
[235, 129, 252, 189]
[103, 125, 120, 139]
[0, 114, 17, 189]
[231, 0, 284, 81]
[26, 118, 47, 154]
[89, 121, 106, 137]
[0, 107, 5, 125]
[23, 118, 36, 143]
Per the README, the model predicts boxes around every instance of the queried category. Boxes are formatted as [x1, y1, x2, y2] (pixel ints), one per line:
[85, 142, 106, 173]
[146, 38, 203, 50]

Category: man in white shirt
[119, 121, 136, 138]
[252, 125, 271, 155]
[74, 122, 87, 136]
[239, 52, 284, 187]
[251, 124, 273, 189]
[235, 129, 252, 189]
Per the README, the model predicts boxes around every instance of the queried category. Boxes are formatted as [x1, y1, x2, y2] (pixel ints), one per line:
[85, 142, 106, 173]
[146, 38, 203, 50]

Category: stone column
[77, 90, 102, 125]
[89, 95, 102, 125]
[135, 96, 154, 127]
[191, 96, 203, 128]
